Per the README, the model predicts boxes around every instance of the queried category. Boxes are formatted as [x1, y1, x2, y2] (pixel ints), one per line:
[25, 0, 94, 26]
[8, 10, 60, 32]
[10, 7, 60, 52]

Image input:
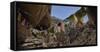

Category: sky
[51, 5, 81, 20]
[83, 14, 89, 23]
[51, 5, 88, 23]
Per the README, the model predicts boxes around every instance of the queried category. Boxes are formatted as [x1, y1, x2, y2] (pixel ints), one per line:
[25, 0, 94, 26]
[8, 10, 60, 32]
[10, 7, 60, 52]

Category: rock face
[86, 7, 97, 26]
[16, 4, 52, 48]
[64, 7, 86, 28]
[17, 4, 51, 30]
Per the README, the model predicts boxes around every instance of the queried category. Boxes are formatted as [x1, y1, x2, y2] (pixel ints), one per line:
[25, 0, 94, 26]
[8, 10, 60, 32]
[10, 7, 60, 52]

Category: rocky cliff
[17, 4, 51, 29]
[17, 4, 52, 48]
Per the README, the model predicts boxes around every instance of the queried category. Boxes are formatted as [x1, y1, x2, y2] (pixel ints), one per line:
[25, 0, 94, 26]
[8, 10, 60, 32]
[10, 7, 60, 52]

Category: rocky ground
[18, 24, 96, 49]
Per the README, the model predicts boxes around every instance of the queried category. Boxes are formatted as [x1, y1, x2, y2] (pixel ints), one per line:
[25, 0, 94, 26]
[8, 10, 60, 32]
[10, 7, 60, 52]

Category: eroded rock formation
[18, 4, 51, 29]
[86, 7, 97, 26]
[16, 4, 52, 48]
